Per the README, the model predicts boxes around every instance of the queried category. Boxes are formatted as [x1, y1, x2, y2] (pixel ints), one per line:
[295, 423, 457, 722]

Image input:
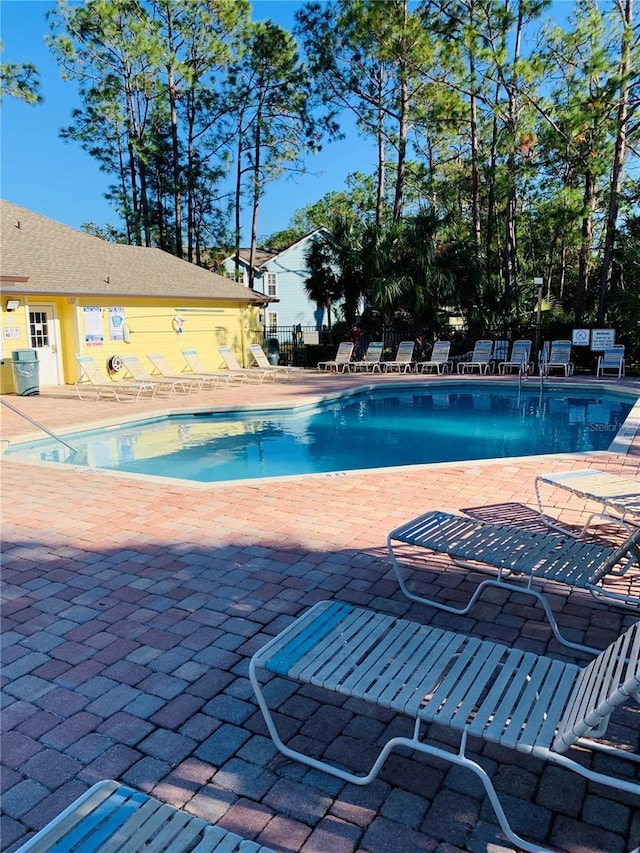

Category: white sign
[3, 327, 21, 340]
[591, 329, 615, 351]
[303, 331, 319, 345]
[572, 329, 590, 346]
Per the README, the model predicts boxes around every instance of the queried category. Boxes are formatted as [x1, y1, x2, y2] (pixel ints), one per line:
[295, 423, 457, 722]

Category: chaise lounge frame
[387, 509, 640, 653]
[16, 779, 275, 852]
[250, 599, 640, 853]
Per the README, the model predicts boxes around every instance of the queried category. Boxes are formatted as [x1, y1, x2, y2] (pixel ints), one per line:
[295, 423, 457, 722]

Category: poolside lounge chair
[535, 468, 640, 537]
[251, 599, 640, 853]
[121, 355, 192, 395]
[219, 345, 271, 382]
[347, 341, 384, 373]
[596, 345, 625, 378]
[382, 340, 415, 373]
[387, 509, 640, 652]
[146, 354, 206, 392]
[15, 779, 276, 853]
[490, 339, 509, 371]
[457, 339, 492, 374]
[74, 355, 157, 402]
[181, 349, 240, 385]
[543, 340, 574, 376]
[317, 341, 354, 372]
[249, 343, 304, 378]
[499, 339, 532, 374]
[415, 340, 452, 374]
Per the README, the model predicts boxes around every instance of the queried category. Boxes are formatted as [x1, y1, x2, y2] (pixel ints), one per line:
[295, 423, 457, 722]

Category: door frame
[28, 302, 62, 386]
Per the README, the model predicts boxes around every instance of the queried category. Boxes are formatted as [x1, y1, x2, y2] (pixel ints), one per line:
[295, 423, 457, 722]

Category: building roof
[227, 229, 331, 272]
[0, 200, 270, 304]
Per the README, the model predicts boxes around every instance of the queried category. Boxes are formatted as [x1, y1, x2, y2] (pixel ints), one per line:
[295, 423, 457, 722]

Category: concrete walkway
[2, 373, 639, 853]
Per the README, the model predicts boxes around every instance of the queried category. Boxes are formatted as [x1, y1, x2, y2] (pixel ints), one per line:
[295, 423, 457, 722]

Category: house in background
[222, 229, 332, 333]
[0, 200, 271, 393]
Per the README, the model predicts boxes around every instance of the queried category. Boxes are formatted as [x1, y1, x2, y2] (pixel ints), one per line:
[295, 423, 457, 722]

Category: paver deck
[2, 372, 639, 853]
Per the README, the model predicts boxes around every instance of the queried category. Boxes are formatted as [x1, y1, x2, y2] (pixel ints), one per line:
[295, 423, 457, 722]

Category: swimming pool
[6, 383, 638, 483]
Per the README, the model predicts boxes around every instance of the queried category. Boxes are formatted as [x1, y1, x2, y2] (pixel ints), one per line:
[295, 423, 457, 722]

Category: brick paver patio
[1, 372, 639, 852]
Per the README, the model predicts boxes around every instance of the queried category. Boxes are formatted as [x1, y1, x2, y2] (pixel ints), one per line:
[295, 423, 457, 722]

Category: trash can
[11, 349, 39, 396]
[266, 338, 280, 366]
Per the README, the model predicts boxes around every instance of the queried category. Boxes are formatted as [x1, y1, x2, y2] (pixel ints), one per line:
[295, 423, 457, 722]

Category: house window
[267, 312, 278, 333]
[266, 273, 277, 297]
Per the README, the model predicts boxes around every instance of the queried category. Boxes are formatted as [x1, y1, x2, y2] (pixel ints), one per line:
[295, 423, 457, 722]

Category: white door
[28, 304, 61, 385]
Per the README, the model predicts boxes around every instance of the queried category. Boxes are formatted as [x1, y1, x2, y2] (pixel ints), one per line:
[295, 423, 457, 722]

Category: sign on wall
[590, 329, 615, 351]
[84, 306, 104, 346]
[572, 329, 590, 346]
[109, 307, 125, 341]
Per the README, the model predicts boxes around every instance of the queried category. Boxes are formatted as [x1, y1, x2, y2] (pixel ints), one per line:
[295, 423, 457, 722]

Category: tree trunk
[597, 0, 632, 325]
[575, 168, 597, 325]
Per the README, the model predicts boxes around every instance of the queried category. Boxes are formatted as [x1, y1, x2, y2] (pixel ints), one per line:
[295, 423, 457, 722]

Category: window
[267, 312, 278, 333]
[266, 273, 277, 297]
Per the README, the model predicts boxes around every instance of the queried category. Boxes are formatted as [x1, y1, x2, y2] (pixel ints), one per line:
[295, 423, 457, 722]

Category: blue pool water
[6, 384, 637, 483]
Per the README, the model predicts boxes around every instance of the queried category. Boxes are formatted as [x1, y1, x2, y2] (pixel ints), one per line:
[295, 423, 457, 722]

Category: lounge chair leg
[387, 544, 599, 654]
[252, 649, 554, 853]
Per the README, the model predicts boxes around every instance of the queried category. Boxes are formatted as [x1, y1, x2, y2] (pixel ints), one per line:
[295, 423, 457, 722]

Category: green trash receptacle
[11, 349, 39, 396]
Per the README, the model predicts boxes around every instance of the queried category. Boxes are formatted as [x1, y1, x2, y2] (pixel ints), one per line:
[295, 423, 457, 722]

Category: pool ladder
[1, 397, 78, 453]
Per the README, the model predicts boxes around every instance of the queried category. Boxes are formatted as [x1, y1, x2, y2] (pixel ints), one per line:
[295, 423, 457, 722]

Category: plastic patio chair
[317, 341, 355, 373]
[543, 340, 574, 376]
[74, 355, 157, 402]
[347, 341, 384, 373]
[596, 345, 625, 378]
[181, 349, 241, 385]
[499, 339, 532, 375]
[146, 354, 205, 392]
[251, 599, 640, 853]
[249, 343, 304, 378]
[415, 340, 452, 374]
[218, 345, 272, 382]
[457, 340, 492, 374]
[121, 354, 192, 394]
[382, 341, 415, 373]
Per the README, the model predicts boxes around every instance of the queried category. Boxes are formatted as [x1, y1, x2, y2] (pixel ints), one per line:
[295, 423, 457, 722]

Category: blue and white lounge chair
[457, 340, 492, 374]
[347, 341, 384, 373]
[16, 780, 275, 852]
[317, 341, 354, 372]
[387, 509, 640, 652]
[382, 341, 415, 373]
[596, 345, 625, 378]
[415, 340, 452, 374]
[251, 600, 640, 853]
[498, 339, 532, 374]
[543, 340, 574, 376]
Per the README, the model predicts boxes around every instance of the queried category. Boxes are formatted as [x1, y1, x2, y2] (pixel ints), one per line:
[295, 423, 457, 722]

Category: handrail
[1, 397, 78, 453]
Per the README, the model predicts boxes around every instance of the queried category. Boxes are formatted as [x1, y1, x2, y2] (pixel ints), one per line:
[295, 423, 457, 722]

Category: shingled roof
[0, 200, 269, 304]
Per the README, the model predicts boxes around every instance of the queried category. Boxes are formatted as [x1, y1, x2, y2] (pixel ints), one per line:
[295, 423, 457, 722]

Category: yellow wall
[0, 294, 262, 393]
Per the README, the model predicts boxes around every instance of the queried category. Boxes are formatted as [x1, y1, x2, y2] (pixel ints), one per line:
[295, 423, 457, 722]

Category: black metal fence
[260, 322, 638, 374]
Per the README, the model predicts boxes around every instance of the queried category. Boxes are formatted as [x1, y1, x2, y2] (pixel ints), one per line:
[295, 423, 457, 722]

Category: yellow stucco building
[0, 200, 271, 393]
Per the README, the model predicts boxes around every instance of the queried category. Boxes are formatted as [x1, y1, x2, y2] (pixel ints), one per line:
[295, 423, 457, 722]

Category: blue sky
[1, 1, 577, 245]
[1, 0, 376, 244]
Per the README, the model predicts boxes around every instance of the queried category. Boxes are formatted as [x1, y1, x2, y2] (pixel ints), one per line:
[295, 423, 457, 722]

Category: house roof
[227, 229, 331, 272]
[0, 200, 270, 304]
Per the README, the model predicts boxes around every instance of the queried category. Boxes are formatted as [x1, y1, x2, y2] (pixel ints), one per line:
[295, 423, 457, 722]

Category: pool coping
[3, 377, 639, 490]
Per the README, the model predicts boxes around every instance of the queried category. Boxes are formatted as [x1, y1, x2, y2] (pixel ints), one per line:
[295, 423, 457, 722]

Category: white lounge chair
[382, 340, 415, 373]
[387, 509, 640, 652]
[415, 340, 451, 374]
[15, 779, 276, 853]
[347, 341, 384, 373]
[249, 343, 303, 378]
[543, 340, 574, 376]
[317, 341, 354, 372]
[218, 345, 270, 382]
[251, 599, 640, 853]
[499, 339, 532, 374]
[74, 355, 157, 402]
[181, 348, 240, 385]
[457, 339, 492, 374]
[596, 345, 625, 378]
[535, 468, 640, 537]
[121, 354, 192, 394]
[146, 354, 205, 392]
